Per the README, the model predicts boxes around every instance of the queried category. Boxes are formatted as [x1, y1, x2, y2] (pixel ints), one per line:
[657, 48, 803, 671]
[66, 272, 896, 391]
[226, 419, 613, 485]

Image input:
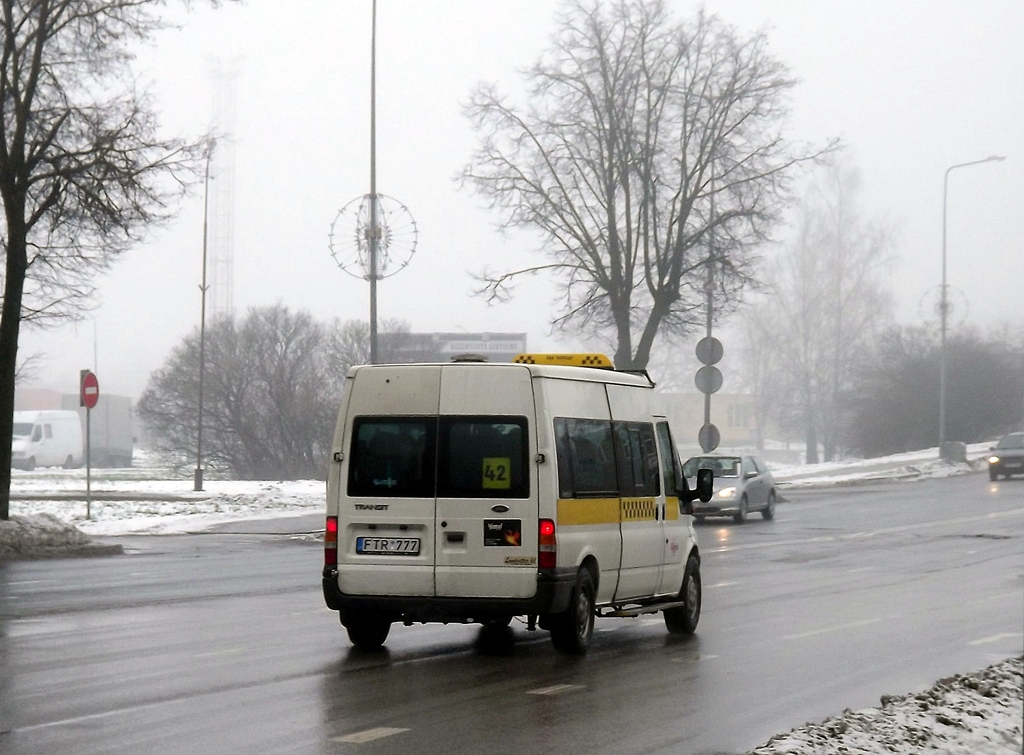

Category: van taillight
[538, 518, 556, 569]
[325, 516, 338, 566]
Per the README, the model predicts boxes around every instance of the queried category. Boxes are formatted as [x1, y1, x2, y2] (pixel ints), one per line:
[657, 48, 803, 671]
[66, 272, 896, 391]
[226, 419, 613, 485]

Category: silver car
[988, 432, 1024, 481]
[683, 454, 777, 523]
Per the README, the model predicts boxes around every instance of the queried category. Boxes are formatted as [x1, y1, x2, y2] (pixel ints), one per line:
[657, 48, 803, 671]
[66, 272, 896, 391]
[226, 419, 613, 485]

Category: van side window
[554, 418, 618, 498]
[348, 417, 437, 498]
[437, 417, 529, 499]
[655, 421, 683, 496]
[43, 424, 53, 440]
[31, 425, 42, 442]
[613, 421, 660, 497]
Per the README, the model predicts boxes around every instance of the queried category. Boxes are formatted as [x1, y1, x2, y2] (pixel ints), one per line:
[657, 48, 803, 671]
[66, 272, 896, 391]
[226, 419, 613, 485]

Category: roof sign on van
[513, 353, 614, 369]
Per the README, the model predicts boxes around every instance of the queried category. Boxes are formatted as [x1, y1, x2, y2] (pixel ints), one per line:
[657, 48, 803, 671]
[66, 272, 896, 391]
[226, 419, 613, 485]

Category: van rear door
[434, 365, 539, 599]
[336, 366, 441, 598]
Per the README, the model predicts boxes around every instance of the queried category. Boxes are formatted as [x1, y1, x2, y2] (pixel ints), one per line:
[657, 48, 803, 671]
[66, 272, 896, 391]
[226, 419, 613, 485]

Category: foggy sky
[17, 0, 1024, 401]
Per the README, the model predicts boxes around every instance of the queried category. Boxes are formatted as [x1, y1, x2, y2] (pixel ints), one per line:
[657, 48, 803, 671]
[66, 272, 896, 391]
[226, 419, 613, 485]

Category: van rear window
[438, 417, 529, 499]
[347, 416, 529, 499]
[348, 418, 437, 498]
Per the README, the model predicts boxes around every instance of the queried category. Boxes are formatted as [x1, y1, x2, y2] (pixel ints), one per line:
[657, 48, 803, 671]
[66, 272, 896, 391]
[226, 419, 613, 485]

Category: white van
[322, 354, 713, 654]
[11, 410, 84, 471]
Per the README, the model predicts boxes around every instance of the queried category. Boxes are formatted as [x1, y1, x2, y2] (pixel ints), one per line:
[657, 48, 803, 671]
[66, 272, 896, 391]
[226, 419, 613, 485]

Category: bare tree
[741, 158, 895, 462]
[463, 0, 832, 370]
[139, 310, 411, 480]
[139, 306, 333, 479]
[0, 0, 211, 518]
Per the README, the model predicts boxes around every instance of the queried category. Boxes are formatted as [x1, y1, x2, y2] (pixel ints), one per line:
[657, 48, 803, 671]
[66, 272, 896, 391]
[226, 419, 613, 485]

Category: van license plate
[356, 537, 420, 555]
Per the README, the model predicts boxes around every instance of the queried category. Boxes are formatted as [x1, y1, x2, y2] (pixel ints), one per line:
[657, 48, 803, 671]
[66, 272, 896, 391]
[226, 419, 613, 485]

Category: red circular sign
[81, 371, 100, 409]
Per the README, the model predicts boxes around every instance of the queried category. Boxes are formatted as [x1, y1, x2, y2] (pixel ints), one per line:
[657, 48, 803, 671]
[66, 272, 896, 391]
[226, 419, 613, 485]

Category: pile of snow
[0, 512, 120, 560]
[750, 656, 1023, 755]
[771, 441, 992, 488]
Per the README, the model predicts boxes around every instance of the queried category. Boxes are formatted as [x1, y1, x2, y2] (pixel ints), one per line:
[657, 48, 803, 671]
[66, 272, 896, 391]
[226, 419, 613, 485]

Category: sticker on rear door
[484, 519, 521, 547]
[482, 457, 511, 489]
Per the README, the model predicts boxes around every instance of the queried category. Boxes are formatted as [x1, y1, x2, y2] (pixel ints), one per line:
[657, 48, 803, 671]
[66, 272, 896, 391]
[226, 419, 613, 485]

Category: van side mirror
[694, 468, 713, 502]
[678, 468, 713, 509]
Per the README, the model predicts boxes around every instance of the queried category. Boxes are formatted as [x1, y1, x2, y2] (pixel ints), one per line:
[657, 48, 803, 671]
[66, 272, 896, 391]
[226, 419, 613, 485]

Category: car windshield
[12, 422, 33, 438]
[997, 434, 1024, 450]
[683, 456, 740, 478]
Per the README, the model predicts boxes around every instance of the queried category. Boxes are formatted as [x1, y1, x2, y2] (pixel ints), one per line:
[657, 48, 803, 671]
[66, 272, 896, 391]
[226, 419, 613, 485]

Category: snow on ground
[1, 444, 1020, 754]
[750, 656, 1022, 755]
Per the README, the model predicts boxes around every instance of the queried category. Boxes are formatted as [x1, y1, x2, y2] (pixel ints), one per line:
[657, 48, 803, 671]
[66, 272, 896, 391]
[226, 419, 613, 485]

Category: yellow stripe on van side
[556, 498, 621, 526]
[665, 496, 680, 520]
[556, 497, 660, 526]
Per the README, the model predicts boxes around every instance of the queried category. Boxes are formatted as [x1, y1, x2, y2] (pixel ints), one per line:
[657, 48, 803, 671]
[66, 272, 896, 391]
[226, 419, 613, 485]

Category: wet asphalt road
[0, 473, 1021, 754]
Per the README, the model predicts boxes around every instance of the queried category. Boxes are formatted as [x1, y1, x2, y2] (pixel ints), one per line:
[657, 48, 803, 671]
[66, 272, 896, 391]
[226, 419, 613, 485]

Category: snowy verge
[0, 513, 122, 561]
[748, 656, 1023, 755]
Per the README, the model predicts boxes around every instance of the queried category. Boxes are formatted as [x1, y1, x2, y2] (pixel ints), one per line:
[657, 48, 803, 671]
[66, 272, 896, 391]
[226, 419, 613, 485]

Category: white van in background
[11, 410, 84, 471]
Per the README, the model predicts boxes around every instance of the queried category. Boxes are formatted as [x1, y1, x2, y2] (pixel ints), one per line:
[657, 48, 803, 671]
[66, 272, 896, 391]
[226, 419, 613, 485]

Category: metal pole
[194, 143, 213, 491]
[86, 407, 91, 519]
[368, 0, 379, 364]
[704, 172, 715, 432]
[938, 155, 1006, 455]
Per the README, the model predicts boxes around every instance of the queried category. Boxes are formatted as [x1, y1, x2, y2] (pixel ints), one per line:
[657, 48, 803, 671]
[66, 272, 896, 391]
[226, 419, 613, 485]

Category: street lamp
[939, 155, 1006, 455]
[195, 140, 215, 492]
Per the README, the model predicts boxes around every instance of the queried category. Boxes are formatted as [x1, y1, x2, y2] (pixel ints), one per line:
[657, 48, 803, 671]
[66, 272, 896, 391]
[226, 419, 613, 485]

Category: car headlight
[717, 486, 737, 499]
[988, 455, 1000, 464]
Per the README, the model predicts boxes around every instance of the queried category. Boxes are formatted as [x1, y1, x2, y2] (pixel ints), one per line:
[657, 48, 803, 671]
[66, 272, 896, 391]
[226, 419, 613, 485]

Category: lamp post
[939, 155, 1005, 454]
[194, 140, 214, 492]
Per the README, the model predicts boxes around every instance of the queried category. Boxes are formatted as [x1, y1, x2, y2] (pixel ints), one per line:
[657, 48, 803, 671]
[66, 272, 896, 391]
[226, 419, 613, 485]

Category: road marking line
[527, 684, 584, 696]
[672, 654, 718, 663]
[784, 617, 881, 640]
[332, 727, 409, 744]
[193, 647, 248, 658]
[968, 633, 1024, 646]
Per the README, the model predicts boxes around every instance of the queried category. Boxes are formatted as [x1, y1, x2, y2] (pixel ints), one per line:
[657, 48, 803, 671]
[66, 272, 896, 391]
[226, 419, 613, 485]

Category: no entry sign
[81, 370, 99, 409]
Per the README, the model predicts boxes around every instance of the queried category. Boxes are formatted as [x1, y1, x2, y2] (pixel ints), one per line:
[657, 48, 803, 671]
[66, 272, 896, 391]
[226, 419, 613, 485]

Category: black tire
[664, 553, 701, 634]
[63, 455, 75, 469]
[733, 495, 748, 524]
[343, 613, 391, 649]
[762, 491, 776, 520]
[25, 457, 35, 472]
[550, 568, 595, 655]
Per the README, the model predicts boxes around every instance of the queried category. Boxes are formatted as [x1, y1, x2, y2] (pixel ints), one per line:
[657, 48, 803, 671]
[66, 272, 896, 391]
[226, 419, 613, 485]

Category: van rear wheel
[664, 554, 701, 635]
[342, 613, 391, 649]
[63, 455, 75, 469]
[550, 568, 595, 655]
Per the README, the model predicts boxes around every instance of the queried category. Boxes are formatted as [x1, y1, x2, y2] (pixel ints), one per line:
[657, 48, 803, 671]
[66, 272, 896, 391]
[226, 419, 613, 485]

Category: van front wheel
[664, 554, 701, 635]
[550, 568, 595, 655]
[342, 613, 391, 649]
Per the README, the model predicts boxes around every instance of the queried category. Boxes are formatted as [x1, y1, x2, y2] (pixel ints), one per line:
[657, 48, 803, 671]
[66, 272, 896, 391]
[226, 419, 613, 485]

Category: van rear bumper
[322, 566, 575, 622]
